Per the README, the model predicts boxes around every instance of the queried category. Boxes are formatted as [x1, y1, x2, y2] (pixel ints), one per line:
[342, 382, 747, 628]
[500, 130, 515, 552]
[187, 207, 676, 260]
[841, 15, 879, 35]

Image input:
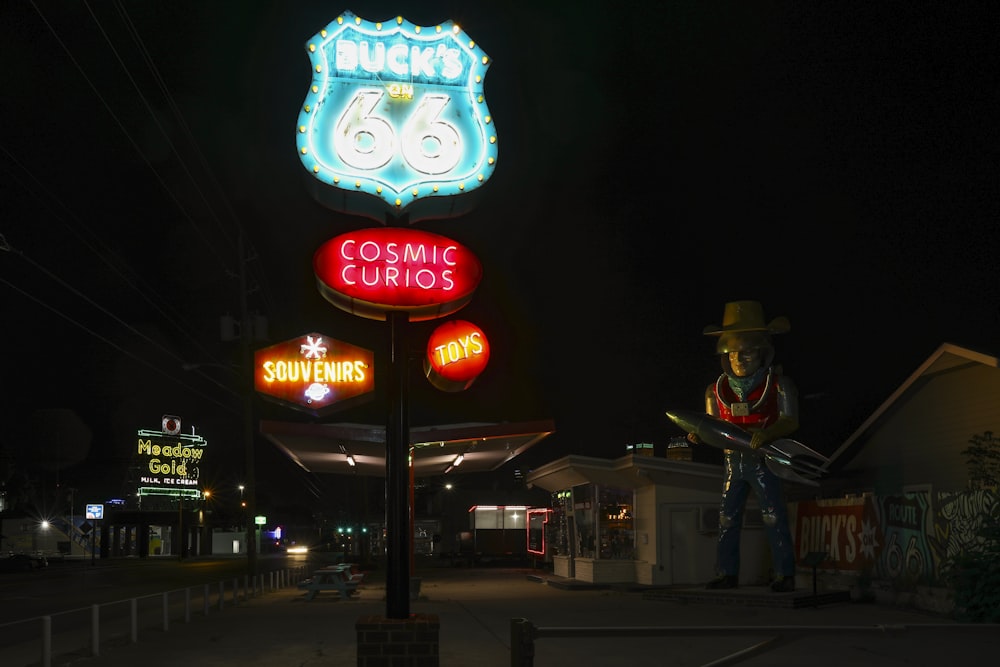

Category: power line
[108, 0, 277, 318]
[0, 144, 227, 367]
[6, 3, 276, 410]
[28, 0, 276, 318]
[0, 272, 240, 415]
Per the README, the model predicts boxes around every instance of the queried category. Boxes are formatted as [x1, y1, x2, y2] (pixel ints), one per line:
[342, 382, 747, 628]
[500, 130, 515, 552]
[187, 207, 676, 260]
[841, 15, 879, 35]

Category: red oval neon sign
[314, 228, 482, 321]
[423, 319, 490, 392]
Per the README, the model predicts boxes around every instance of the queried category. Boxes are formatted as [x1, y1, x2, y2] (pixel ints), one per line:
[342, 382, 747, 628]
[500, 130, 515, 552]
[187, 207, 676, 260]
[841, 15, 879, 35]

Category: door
[659, 505, 702, 585]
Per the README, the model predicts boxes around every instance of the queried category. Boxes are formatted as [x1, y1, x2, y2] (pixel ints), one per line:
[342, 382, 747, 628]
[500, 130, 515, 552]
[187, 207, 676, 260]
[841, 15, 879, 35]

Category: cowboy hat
[702, 300, 790, 336]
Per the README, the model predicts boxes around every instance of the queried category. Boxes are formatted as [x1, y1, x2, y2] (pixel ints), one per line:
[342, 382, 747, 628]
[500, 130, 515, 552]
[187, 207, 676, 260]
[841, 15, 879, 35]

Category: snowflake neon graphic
[859, 517, 880, 560]
[300, 335, 327, 359]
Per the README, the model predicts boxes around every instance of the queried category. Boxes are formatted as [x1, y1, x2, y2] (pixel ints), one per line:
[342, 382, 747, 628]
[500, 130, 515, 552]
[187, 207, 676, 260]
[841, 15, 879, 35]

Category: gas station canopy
[259, 419, 555, 478]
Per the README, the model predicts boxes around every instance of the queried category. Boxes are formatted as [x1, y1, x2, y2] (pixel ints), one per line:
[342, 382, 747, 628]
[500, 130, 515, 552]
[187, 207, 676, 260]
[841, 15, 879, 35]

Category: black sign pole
[386, 310, 410, 618]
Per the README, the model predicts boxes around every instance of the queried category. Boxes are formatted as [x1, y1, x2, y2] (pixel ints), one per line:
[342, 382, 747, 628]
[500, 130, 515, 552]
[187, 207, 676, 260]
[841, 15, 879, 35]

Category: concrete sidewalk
[68, 566, 999, 666]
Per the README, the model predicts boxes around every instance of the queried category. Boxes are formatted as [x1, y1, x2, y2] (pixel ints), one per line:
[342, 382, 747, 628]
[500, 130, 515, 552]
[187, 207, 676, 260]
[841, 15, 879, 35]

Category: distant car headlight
[286, 546, 309, 554]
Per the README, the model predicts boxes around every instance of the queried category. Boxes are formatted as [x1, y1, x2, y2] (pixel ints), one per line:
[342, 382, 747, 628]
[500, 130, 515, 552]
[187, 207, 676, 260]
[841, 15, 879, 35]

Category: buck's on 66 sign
[295, 10, 499, 223]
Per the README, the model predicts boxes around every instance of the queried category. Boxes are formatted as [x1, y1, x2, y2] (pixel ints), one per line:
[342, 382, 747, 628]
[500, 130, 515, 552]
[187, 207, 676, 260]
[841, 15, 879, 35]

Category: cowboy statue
[683, 300, 800, 592]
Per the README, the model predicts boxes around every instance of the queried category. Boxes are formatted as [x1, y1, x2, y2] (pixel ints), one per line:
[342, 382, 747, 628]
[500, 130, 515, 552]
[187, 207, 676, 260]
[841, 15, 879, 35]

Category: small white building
[526, 453, 773, 586]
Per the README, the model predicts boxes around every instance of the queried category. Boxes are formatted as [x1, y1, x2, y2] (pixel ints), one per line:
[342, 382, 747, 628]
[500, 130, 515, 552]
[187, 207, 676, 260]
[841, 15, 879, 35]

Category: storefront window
[551, 485, 635, 560]
[572, 484, 596, 557]
[469, 506, 529, 530]
[598, 487, 634, 560]
[550, 491, 570, 556]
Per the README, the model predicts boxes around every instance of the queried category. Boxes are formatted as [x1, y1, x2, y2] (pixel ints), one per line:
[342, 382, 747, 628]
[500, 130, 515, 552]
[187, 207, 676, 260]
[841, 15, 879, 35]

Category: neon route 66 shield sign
[295, 11, 499, 223]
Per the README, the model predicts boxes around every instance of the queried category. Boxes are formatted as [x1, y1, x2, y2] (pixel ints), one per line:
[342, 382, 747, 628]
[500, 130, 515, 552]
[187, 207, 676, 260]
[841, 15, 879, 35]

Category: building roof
[826, 343, 1000, 482]
[260, 419, 555, 478]
[525, 453, 720, 492]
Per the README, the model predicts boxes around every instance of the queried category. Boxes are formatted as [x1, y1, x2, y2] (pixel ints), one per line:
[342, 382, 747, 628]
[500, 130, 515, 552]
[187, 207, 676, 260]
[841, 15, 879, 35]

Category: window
[598, 487, 635, 560]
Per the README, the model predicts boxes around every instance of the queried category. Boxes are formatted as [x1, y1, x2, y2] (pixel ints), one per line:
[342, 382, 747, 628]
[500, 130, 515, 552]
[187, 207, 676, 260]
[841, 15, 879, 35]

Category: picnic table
[297, 564, 364, 600]
[317, 563, 366, 583]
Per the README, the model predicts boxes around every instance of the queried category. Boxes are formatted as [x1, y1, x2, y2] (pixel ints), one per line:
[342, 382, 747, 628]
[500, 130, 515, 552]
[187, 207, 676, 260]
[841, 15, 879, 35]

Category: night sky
[2, 1, 997, 513]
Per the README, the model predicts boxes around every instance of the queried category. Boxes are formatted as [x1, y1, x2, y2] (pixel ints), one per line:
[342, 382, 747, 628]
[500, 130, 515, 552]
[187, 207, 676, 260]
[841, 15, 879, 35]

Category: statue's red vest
[713, 369, 780, 429]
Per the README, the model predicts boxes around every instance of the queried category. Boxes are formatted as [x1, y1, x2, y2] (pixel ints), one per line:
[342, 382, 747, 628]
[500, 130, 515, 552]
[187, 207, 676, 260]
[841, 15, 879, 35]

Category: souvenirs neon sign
[254, 333, 375, 416]
[314, 227, 482, 321]
[295, 10, 498, 222]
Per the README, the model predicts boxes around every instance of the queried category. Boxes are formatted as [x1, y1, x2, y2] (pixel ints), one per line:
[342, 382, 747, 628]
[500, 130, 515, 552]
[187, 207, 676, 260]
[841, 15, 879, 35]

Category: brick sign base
[356, 613, 440, 667]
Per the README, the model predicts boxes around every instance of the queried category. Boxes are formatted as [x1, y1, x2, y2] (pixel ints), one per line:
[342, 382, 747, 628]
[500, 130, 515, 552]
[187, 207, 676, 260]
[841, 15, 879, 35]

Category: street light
[238, 484, 246, 531]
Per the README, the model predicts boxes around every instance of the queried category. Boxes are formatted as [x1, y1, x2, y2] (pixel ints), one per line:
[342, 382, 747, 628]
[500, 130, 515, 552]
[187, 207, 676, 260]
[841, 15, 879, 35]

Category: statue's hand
[750, 416, 798, 451]
[686, 432, 701, 445]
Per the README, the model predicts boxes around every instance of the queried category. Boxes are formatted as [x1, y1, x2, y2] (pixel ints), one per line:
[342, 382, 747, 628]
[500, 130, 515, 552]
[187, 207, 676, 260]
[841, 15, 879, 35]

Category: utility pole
[239, 229, 257, 576]
[68, 488, 75, 554]
[178, 495, 183, 559]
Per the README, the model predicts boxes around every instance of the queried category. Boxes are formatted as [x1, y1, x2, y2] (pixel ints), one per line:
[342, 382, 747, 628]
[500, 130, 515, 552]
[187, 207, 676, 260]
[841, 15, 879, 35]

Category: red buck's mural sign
[794, 498, 878, 570]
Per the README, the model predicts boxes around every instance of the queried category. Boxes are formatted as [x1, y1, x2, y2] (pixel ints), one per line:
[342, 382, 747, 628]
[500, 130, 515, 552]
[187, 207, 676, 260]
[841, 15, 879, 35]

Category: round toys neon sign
[424, 319, 490, 392]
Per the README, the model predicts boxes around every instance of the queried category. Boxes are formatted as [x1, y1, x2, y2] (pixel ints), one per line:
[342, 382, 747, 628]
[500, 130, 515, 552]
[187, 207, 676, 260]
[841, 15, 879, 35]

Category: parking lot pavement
[67, 566, 1000, 666]
[0, 553, 48, 572]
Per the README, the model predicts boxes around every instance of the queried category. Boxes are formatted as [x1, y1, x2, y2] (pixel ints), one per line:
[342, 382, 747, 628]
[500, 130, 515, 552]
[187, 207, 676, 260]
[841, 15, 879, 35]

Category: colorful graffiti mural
[930, 489, 998, 572]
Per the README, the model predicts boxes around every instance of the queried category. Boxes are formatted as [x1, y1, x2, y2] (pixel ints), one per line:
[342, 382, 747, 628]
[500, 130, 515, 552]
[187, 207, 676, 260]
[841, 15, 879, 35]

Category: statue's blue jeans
[715, 449, 795, 578]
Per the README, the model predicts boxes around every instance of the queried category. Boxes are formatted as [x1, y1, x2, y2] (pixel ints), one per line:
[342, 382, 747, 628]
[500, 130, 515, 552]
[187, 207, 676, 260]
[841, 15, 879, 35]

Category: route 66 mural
[296, 10, 498, 223]
[875, 493, 931, 581]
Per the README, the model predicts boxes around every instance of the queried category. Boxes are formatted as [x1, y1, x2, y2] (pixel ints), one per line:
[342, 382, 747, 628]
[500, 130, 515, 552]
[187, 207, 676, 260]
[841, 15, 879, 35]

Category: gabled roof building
[822, 343, 1000, 495]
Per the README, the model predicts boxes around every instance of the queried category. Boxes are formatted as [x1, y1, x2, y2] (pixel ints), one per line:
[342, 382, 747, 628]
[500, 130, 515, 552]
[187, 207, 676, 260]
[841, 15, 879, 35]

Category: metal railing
[0, 566, 308, 667]
[509, 618, 998, 667]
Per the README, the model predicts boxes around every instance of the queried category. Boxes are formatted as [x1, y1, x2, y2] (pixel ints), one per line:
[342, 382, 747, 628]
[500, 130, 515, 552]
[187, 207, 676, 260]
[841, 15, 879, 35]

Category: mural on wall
[930, 488, 998, 572]
[793, 488, 996, 588]
[874, 493, 932, 582]
[793, 497, 878, 572]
